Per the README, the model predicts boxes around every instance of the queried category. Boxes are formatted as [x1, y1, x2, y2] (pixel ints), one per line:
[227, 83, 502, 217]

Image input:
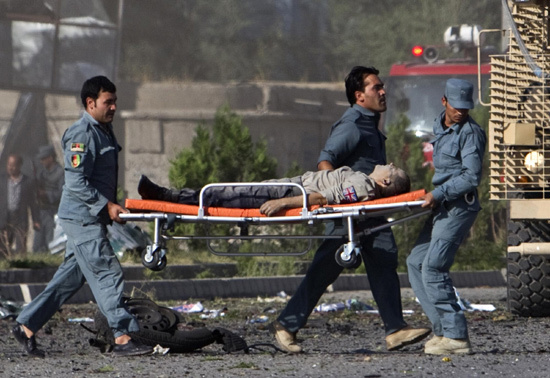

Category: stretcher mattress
[125, 189, 426, 218]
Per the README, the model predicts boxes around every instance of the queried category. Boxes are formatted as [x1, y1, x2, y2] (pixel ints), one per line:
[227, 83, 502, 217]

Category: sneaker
[112, 339, 153, 357]
[269, 321, 302, 353]
[12, 324, 45, 358]
[386, 326, 431, 351]
[424, 335, 443, 349]
[424, 337, 472, 355]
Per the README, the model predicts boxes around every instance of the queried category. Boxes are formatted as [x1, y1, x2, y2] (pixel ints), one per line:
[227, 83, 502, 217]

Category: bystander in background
[32, 145, 64, 253]
[0, 154, 40, 257]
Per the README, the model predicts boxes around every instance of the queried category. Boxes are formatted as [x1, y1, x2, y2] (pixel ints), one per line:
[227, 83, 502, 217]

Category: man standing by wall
[32, 145, 64, 253]
[0, 154, 40, 257]
[12, 76, 152, 357]
[407, 79, 486, 355]
[271, 66, 431, 353]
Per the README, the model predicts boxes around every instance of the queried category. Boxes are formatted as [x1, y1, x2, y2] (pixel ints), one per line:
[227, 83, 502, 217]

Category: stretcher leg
[141, 217, 168, 271]
[335, 216, 362, 269]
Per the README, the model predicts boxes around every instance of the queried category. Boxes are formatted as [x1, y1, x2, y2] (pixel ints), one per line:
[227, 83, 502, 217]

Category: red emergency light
[412, 46, 424, 57]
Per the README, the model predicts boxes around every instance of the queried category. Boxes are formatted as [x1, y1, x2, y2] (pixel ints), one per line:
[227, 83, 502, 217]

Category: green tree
[120, 0, 502, 82]
[166, 105, 321, 275]
[169, 105, 277, 188]
[166, 105, 277, 254]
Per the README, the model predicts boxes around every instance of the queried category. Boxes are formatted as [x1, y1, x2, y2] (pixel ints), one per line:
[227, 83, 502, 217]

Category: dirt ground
[2, 287, 550, 378]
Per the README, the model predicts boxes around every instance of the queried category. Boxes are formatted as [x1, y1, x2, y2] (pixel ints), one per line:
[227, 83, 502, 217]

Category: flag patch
[343, 186, 358, 202]
[71, 143, 85, 152]
[71, 154, 81, 168]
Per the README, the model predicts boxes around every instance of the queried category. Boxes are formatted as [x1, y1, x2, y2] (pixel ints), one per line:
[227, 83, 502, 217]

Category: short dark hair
[345, 66, 380, 106]
[80, 76, 116, 107]
[379, 169, 411, 198]
[7, 154, 23, 167]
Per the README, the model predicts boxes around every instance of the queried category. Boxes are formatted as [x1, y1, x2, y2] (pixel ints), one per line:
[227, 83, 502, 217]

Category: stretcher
[120, 182, 430, 271]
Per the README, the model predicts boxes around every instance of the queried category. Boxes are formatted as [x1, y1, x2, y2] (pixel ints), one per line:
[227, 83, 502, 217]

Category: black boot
[138, 175, 179, 202]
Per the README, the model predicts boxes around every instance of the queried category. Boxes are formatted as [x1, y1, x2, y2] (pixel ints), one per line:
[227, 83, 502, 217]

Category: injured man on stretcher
[137, 164, 410, 217]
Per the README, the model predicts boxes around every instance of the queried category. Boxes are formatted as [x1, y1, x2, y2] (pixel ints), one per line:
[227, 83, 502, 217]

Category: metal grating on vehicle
[489, 2, 550, 200]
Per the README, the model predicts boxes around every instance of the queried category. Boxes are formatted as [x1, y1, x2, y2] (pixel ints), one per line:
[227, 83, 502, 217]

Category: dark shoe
[213, 327, 248, 353]
[12, 324, 45, 358]
[138, 175, 179, 202]
[112, 339, 153, 357]
[386, 326, 431, 351]
[138, 175, 164, 200]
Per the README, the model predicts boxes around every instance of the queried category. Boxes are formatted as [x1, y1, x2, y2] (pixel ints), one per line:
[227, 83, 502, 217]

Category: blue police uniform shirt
[58, 111, 121, 226]
[317, 104, 387, 175]
[429, 111, 486, 207]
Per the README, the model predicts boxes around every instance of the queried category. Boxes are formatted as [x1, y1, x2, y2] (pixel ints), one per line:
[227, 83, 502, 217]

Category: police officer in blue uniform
[12, 76, 152, 357]
[407, 79, 486, 355]
[271, 66, 431, 353]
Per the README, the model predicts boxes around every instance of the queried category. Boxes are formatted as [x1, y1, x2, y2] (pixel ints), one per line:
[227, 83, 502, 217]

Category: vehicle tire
[130, 326, 218, 353]
[507, 220, 550, 317]
[93, 308, 218, 353]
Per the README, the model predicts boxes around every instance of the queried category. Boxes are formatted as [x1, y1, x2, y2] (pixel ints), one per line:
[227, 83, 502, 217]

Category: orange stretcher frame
[120, 188, 430, 271]
[125, 189, 426, 218]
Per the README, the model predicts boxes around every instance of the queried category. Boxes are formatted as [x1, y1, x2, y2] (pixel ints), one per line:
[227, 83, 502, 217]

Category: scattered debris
[68, 317, 94, 323]
[314, 302, 346, 312]
[170, 302, 227, 319]
[153, 344, 170, 355]
[314, 299, 374, 313]
[171, 302, 204, 313]
[313, 299, 415, 316]
[413, 288, 497, 313]
[262, 307, 277, 314]
[454, 288, 496, 312]
[0, 297, 23, 319]
[346, 299, 375, 312]
[200, 309, 226, 319]
[247, 315, 269, 324]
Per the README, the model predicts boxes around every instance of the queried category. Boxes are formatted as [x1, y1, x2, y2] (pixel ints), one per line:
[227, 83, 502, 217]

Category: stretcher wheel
[142, 248, 167, 271]
[335, 245, 362, 269]
[151, 256, 167, 271]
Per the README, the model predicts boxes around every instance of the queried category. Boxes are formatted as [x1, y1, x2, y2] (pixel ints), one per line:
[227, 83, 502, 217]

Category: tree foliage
[165, 105, 322, 267]
[168, 105, 277, 189]
[120, 0, 502, 82]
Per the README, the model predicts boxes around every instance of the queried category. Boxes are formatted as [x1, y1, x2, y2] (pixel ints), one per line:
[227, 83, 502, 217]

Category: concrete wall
[2, 81, 348, 199]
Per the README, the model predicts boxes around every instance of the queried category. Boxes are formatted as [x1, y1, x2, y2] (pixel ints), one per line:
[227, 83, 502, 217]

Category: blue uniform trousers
[406, 201, 478, 339]
[17, 220, 139, 338]
[278, 220, 407, 336]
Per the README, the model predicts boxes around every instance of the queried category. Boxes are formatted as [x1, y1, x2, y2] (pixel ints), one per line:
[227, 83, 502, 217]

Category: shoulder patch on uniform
[71, 143, 85, 152]
[342, 186, 358, 203]
[71, 154, 81, 168]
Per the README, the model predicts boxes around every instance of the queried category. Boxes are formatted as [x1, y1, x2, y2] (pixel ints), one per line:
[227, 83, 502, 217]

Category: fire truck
[383, 24, 493, 140]
[487, 0, 550, 317]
